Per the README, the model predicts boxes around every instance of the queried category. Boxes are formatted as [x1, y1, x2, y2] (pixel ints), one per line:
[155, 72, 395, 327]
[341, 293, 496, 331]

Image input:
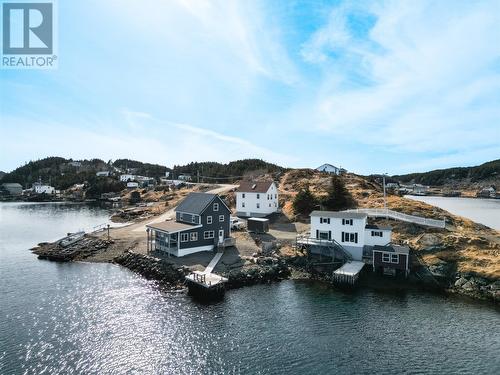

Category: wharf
[332, 261, 365, 285]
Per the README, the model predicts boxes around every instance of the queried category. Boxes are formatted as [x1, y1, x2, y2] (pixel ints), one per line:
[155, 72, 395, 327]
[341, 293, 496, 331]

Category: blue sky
[1, 0, 499, 174]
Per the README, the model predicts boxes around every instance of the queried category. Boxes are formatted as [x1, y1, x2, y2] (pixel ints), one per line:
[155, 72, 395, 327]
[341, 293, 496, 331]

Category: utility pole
[383, 173, 388, 219]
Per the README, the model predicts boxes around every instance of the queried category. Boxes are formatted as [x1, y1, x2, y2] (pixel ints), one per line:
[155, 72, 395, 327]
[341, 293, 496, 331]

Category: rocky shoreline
[111, 251, 498, 304]
[113, 251, 291, 292]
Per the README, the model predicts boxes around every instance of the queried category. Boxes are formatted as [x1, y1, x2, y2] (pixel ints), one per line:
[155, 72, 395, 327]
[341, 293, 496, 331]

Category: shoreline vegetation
[29, 168, 499, 305]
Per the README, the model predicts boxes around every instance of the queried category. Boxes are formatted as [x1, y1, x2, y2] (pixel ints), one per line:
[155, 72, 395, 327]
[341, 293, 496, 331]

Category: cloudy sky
[1, 0, 499, 174]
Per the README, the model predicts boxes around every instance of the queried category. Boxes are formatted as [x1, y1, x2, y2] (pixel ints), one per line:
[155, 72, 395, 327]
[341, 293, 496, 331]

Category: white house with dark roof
[309, 210, 394, 261]
[146, 192, 232, 257]
[235, 180, 279, 217]
[316, 164, 342, 175]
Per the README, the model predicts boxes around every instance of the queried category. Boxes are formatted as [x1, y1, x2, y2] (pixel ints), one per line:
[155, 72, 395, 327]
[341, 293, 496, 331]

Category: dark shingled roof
[175, 192, 218, 215]
[236, 180, 274, 193]
[373, 244, 410, 254]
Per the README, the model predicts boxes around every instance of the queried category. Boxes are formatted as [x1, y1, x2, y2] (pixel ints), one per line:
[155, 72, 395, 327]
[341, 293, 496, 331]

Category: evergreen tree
[322, 176, 355, 210]
[293, 187, 318, 216]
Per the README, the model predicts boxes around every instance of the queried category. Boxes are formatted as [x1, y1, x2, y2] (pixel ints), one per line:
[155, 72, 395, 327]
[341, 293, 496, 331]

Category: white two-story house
[235, 180, 279, 218]
[309, 211, 392, 260]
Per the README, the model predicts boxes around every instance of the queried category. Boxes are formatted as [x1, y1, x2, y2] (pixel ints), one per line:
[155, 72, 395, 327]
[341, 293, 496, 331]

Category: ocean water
[406, 195, 500, 230]
[1, 202, 499, 374]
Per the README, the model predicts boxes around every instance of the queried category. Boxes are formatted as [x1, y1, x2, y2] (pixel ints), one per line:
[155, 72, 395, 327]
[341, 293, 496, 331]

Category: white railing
[344, 208, 446, 228]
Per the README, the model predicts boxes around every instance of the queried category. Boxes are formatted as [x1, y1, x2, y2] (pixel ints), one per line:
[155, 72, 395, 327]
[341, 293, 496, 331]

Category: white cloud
[301, 0, 500, 155]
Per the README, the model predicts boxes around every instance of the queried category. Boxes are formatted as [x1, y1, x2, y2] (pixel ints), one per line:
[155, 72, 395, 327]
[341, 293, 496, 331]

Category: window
[207, 216, 212, 224]
[275, 194, 277, 199]
[391, 254, 399, 263]
[180, 233, 189, 242]
[256, 203, 260, 209]
[382, 253, 390, 262]
[192, 215, 197, 224]
[342, 219, 353, 225]
[269, 203, 271, 207]
[213, 203, 219, 211]
[320, 217, 330, 224]
[257, 194, 260, 199]
[190, 232, 198, 241]
[242, 193, 245, 198]
[242, 202, 245, 208]
[342, 232, 358, 243]
[319, 231, 329, 240]
[204, 231, 215, 239]
[371, 231, 383, 237]
[219, 215, 224, 222]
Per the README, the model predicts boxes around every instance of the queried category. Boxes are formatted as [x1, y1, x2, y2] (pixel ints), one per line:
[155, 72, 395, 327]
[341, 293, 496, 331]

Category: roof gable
[175, 192, 230, 215]
[237, 180, 275, 193]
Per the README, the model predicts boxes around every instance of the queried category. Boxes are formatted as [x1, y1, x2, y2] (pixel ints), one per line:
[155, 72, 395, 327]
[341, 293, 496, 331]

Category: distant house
[477, 186, 496, 198]
[126, 181, 139, 189]
[316, 164, 342, 175]
[235, 180, 279, 217]
[386, 182, 399, 189]
[120, 174, 136, 182]
[178, 174, 192, 181]
[146, 192, 231, 257]
[412, 184, 428, 196]
[96, 171, 111, 177]
[68, 161, 81, 168]
[1, 183, 22, 196]
[135, 176, 155, 187]
[33, 181, 55, 195]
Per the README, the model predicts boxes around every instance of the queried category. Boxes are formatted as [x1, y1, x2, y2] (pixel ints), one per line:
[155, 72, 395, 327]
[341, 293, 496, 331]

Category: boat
[59, 231, 85, 248]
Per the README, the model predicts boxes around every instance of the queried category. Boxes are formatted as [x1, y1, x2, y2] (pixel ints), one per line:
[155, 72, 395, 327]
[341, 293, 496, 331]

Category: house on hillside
[299, 210, 409, 277]
[178, 174, 192, 181]
[96, 171, 111, 177]
[477, 186, 496, 198]
[316, 163, 342, 175]
[120, 174, 136, 182]
[32, 181, 55, 195]
[235, 180, 279, 217]
[0, 183, 22, 196]
[146, 193, 232, 257]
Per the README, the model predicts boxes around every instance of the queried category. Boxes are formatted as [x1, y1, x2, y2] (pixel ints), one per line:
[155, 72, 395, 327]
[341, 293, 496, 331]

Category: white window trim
[180, 233, 189, 242]
[213, 203, 219, 211]
[391, 254, 399, 264]
[204, 230, 215, 239]
[219, 215, 224, 222]
[256, 203, 260, 209]
[207, 216, 212, 224]
[190, 232, 198, 241]
[382, 253, 390, 262]
[242, 202, 245, 208]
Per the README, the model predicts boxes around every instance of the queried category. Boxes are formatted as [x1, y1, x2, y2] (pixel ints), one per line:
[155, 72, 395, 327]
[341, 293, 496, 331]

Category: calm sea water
[406, 196, 500, 230]
[1, 202, 499, 374]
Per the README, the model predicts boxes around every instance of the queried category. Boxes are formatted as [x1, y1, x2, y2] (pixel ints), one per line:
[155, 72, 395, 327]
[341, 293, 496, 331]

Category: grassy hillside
[393, 159, 500, 186]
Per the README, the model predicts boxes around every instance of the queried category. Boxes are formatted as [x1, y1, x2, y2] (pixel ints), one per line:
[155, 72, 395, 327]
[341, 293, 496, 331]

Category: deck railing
[344, 208, 446, 228]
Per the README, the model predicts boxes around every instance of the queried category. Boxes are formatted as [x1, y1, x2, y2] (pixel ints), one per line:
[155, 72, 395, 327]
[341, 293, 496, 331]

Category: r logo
[2, 2, 53, 54]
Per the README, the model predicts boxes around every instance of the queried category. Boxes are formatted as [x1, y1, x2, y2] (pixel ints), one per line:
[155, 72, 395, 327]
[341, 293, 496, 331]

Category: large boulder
[454, 277, 468, 287]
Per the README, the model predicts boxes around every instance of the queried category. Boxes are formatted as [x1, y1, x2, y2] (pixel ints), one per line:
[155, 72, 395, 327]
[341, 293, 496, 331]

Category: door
[218, 229, 224, 244]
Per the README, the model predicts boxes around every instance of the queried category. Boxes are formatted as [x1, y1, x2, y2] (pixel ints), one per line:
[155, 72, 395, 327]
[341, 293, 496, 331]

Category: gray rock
[454, 277, 468, 287]
[488, 280, 500, 291]
[462, 281, 478, 291]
